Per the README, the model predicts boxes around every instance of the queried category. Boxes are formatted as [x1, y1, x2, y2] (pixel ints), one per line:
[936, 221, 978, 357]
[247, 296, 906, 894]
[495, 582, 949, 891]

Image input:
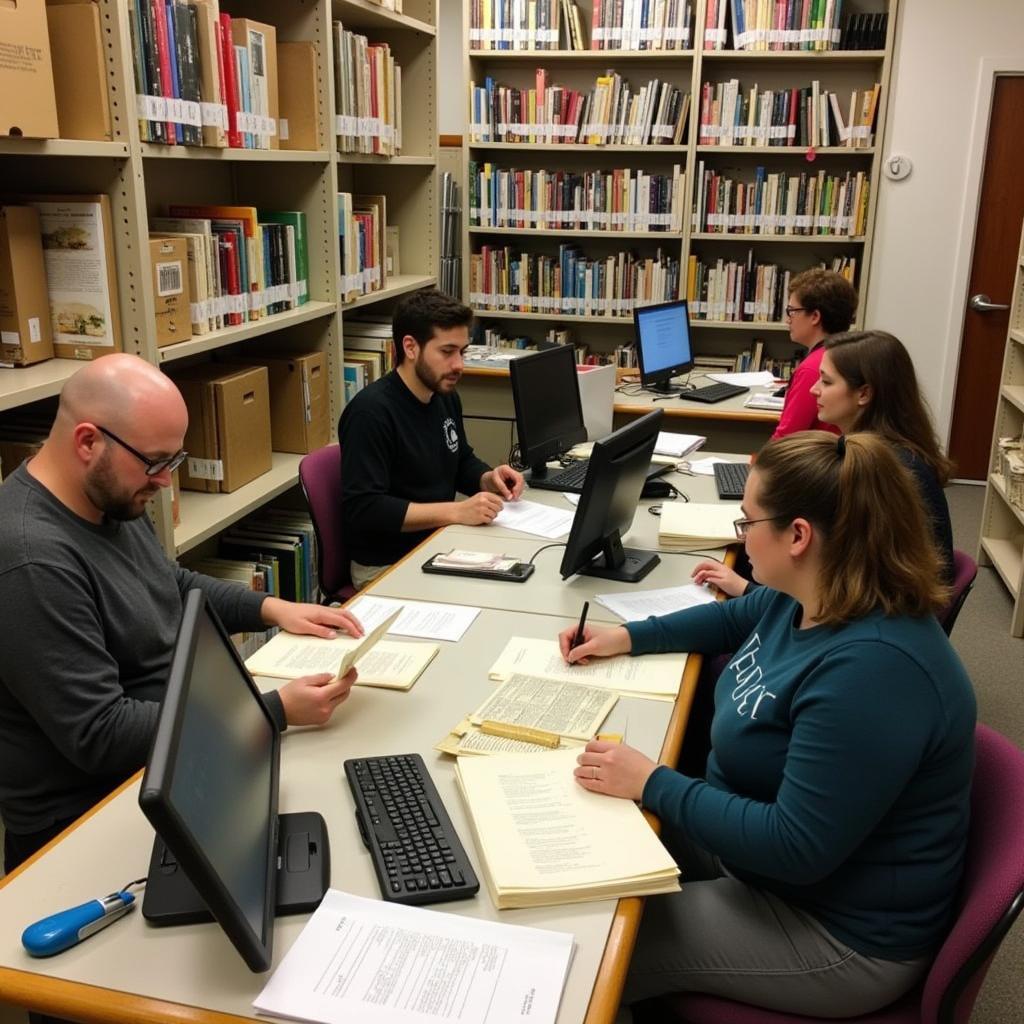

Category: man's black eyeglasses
[98, 426, 188, 477]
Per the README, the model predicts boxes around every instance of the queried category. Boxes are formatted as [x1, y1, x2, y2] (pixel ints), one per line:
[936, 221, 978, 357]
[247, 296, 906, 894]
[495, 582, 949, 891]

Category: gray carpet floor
[0, 484, 1020, 1024]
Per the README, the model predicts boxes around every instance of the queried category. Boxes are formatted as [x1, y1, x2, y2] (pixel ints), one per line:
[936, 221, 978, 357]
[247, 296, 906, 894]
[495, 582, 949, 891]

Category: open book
[490, 637, 687, 701]
[455, 747, 680, 909]
[658, 502, 742, 551]
[244, 613, 438, 691]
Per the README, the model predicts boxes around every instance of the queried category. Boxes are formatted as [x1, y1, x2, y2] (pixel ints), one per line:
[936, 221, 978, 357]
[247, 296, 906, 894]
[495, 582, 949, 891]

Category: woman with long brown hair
[561, 433, 975, 1018]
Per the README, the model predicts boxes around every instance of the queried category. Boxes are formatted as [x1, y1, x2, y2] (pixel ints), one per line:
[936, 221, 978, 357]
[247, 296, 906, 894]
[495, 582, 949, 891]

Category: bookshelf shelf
[0, 359, 87, 412]
[330, 0, 435, 35]
[339, 154, 436, 166]
[1010, 328, 1024, 347]
[989, 473, 1024, 531]
[701, 50, 886, 63]
[343, 274, 437, 310]
[979, 537, 1022, 601]
[1001, 384, 1024, 416]
[0, 139, 130, 159]
[468, 226, 683, 240]
[469, 49, 696, 61]
[690, 233, 866, 243]
[156, 302, 338, 365]
[471, 308, 635, 324]
[695, 145, 875, 156]
[140, 145, 331, 163]
[692, 320, 793, 332]
[469, 142, 688, 153]
[174, 453, 304, 556]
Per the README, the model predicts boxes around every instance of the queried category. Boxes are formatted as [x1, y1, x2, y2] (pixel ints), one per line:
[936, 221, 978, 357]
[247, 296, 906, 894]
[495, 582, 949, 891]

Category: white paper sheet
[563, 493, 580, 506]
[594, 584, 716, 622]
[654, 431, 705, 458]
[253, 889, 574, 1024]
[689, 456, 745, 477]
[707, 370, 777, 387]
[493, 498, 575, 539]
[744, 392, 786, 410]
[349, 594, 481, 642]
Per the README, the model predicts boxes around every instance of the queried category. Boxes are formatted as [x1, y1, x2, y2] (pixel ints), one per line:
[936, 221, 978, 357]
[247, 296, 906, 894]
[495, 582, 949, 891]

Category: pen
[571, 601, 589, 652]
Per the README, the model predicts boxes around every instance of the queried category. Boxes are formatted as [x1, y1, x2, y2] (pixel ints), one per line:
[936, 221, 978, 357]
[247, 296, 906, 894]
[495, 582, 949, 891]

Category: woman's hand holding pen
[558, 624, 632, 665]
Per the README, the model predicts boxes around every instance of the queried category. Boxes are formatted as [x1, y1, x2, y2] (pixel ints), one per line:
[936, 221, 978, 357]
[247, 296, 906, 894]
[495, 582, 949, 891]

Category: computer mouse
[641, 479, 673, 499]
[772, 386, 788, 398]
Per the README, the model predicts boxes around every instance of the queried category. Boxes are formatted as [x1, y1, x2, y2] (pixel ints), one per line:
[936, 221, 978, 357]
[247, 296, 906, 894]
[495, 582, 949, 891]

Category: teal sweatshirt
[628, 586, 976, 960]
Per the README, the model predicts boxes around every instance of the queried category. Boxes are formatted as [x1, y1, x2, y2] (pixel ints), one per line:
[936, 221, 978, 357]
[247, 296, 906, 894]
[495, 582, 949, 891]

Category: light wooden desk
[0, 467, 738, 1024]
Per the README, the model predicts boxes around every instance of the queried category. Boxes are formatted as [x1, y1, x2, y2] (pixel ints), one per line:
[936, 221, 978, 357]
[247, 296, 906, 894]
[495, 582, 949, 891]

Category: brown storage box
[277, 42, 320, 151]
[171, 363, 272, 493]
[263, 352, 330, 453]
[0, 0, 59, 139]
[148, 236, 192, 347]
[45, 1, 111, 141]
[0, 206, 55, 366]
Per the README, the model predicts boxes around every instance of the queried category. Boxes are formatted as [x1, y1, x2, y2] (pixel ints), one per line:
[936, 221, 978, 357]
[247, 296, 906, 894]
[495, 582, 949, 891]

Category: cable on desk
[527, 542, 567, 565]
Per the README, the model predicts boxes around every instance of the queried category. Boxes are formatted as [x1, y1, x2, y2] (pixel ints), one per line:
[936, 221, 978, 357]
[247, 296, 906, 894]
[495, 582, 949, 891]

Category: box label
[187, 457, 225, 482]
[28, 317, 41, 343]
[156, 260, 184, 297]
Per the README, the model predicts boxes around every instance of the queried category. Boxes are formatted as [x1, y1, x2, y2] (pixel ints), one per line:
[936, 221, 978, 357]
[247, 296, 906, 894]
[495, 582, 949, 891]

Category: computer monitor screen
[510, 345, 588, 480]
[139, 588, 279, 972]
[634, 300, 693, 394]
[560, 409, 664, 583]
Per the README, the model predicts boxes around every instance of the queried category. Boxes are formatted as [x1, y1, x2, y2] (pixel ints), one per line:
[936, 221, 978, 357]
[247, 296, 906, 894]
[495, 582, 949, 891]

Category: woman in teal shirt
[561, 432, 975, 1018]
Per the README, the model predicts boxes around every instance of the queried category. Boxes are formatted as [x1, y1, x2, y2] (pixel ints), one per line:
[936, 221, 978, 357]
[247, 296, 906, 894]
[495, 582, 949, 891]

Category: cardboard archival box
[171, 363, 272, 494]
[0, 0, 59, 139]
[45, 1, 112, 142]
[276, 42, 320, 151]
[0, 206, 55, 367]
[26, 193, 122, 360]
[261, 351, 330, 454]
[148, 237, 192, 347]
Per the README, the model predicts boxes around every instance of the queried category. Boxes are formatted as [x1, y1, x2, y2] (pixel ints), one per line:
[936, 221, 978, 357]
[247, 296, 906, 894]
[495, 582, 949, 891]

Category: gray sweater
[0, 464, 275, 835]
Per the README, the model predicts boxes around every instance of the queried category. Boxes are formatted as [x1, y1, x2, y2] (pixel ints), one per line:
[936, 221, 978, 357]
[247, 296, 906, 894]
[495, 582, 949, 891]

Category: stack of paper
[455, 748, 680, 909]
[595, 584, 717, 621]
[658, 502, 741, 551]
[489, 637, 686, 701]
[654, 431, 705, 459]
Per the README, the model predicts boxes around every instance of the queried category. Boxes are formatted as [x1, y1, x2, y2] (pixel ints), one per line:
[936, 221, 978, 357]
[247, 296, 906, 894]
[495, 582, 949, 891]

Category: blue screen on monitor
[636, 302, 692, 376]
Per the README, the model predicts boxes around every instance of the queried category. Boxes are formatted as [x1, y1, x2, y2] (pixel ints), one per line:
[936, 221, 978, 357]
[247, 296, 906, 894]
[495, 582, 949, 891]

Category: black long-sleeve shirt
[0, 464, 275, 834]
[338, 371, 491, 566]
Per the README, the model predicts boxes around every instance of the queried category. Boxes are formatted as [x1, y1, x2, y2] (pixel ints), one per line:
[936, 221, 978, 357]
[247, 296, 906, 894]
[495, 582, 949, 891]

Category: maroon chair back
[299, 444, 356, 603]
[938, 550, 978, 636]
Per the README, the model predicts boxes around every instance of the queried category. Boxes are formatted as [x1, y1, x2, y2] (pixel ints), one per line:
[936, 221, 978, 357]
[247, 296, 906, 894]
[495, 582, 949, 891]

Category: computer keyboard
[678, 382, 749, 404]
[713, 461, 751, 501]
[345, 753, 480, 906]
[528, 458, 591, 493]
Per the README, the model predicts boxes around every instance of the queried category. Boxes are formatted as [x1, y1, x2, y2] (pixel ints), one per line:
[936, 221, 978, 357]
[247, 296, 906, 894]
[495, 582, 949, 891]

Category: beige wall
[436, 0, 1024, 440]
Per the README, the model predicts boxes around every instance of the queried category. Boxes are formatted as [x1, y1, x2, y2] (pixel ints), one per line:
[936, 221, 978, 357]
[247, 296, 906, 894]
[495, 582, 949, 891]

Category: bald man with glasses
[0, 354, 364, 873]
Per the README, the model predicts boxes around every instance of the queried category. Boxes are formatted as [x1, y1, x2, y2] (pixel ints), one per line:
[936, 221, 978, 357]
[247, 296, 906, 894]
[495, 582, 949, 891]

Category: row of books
[693, 165, 871, 237]
[722, 2, 889, 52]
[152, 207, 309, 328]
[469, 72, 690, 146]
[685, 251, 857, 321]
[129, 2, 278, 149]
[468, 163, 686, 232]
[339, 193, 387, 303]
[343, 317, 396, 401]
[333, 22, 402, 156]
[590, 0, 694, 50]
[698, 80, 880, 149]
[468, 0, 587, 50]
[469, 245, 681, 318]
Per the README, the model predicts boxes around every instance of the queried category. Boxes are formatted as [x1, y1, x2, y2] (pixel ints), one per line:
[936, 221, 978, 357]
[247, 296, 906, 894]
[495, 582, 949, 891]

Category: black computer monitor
[139, 589, 328, 972]
[634, 299, 693, 395]
[510, 344, 588, 481]
[559, 409, 664, 583]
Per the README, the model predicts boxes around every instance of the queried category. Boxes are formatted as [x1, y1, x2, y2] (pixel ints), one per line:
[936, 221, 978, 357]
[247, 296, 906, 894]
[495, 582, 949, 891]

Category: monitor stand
[141, 811, 330, 925]
[579, 532, 660, 583]
[646, 380, 686, 397]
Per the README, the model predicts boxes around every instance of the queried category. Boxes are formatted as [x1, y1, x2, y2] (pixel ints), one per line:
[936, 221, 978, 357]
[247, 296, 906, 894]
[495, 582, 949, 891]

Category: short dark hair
[391, 289, 473, 365]
[788, 268, 858, 335]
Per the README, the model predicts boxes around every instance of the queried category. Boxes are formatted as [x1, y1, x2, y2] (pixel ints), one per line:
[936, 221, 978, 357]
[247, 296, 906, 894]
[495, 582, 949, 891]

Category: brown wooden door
[948, 75, 1024, 480]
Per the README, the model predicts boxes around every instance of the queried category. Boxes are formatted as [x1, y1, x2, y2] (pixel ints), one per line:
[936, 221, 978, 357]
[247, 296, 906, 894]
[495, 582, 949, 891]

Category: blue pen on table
[570, 601, 590, 656]
[22, 878, 146, 957]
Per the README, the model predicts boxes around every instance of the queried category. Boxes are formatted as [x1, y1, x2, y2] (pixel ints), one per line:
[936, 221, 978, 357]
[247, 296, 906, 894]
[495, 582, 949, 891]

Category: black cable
[120, 877, 147, 893]
[527, 542, 567, 565]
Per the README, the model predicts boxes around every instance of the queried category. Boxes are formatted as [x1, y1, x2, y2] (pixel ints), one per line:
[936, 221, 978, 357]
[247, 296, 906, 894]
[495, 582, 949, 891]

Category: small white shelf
[175, 453, 304, 555]
[980, 536, 1022, 600]
[691, 232, 866, 243]
[0, 358, 86, 411]
[989, 473, 1024, 530]
[331, 0, 435, 35]
[141, 144, 330, 163]
[338, 153, 436, 165]
[469, 48, 695, 61]
[1001, 384, 1024, 415]
[469, 142, 687, 153]
[468, 226, 682, 239]
[156, 302, 337, 364]
[695, 145, 874, 155]
[343, 274, 437, 311]
[0, 138, 129, 158]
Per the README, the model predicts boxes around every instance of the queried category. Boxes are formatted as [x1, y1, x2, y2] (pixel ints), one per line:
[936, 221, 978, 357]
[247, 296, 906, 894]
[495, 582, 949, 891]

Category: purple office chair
[647, 723, 1024, 1024]
[938, 550, 978, 637]
[299, 444, 356, 603]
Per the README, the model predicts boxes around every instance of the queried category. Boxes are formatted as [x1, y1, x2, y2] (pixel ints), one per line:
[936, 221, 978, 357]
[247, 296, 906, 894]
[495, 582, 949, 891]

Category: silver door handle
[969, 293, 1010, 313]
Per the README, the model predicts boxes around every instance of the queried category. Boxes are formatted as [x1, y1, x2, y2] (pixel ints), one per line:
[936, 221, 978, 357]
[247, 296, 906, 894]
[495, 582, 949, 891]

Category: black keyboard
[529, 458, 671, 494]
[713, 461, 751, 501]
[345, 754, 479, 906]
[678, 382, 749, 404]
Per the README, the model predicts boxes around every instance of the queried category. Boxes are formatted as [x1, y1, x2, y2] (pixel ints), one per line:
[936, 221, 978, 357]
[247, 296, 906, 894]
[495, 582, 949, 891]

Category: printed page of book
[489, 637, 686, 699]
[658, 501, 742, 544]
[455, 748, 680, 905]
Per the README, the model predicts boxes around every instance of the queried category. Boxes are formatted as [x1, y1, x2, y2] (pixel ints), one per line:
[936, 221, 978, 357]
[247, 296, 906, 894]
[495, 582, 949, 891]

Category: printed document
[654, 431, 705, 458]
[707, 370, 777, 387]
[493, 499, 575, 539]
[595, 584, 716, 622]
[350, 594, 481, 642]
[253, 889, 574, 1024]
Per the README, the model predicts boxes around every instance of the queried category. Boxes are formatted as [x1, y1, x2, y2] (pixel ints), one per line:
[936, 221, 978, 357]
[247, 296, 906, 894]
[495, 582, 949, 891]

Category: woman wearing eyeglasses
[559, 432, 975, 1018]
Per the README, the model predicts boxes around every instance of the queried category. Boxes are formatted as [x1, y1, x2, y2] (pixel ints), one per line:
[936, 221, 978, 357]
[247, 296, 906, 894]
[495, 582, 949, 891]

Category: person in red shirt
[771, 268, 858, 440]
